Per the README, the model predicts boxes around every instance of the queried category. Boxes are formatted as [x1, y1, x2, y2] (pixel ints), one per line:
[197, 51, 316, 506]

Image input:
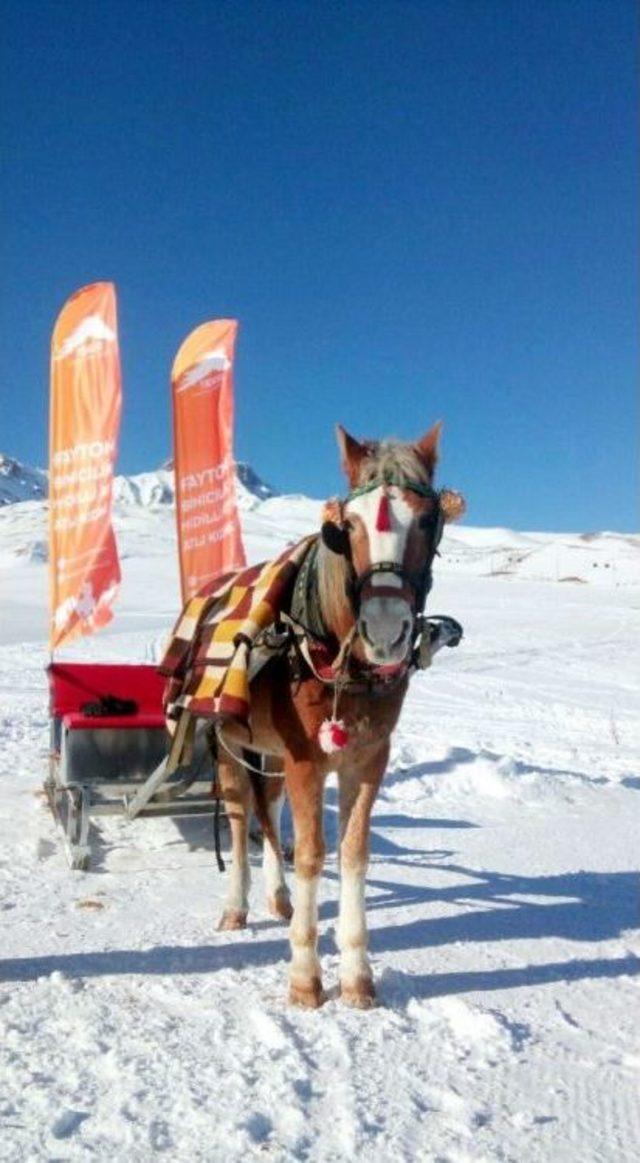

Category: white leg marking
[225, 829, 250, 913]
[290, 875, 321, 982]
[338, 867, 371, 985]
[263, 790, 287, 901]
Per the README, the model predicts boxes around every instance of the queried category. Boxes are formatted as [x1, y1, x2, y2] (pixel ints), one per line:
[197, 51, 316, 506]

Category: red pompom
[376, 493, 392, 532]
[318, 718, 350, 754]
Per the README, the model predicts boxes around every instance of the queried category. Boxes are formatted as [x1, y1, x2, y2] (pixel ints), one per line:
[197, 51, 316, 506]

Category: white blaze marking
[346, 486, 414, 567]
[346, 485, 415, 659]
[371, 573, 402, 589]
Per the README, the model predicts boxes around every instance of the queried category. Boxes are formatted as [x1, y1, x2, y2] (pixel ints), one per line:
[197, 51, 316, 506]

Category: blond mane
[317, 539, 353, 638]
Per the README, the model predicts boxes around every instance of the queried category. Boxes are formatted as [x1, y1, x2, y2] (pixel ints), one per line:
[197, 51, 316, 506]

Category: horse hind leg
[215, 752, 252, 931]
[261, 777, 293, 921]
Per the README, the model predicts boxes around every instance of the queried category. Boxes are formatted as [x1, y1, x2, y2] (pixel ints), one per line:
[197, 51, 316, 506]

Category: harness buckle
[413, 615, 464, 670]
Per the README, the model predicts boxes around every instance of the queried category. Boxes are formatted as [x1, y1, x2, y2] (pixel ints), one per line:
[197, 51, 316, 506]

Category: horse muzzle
[357, 590, 414, 666]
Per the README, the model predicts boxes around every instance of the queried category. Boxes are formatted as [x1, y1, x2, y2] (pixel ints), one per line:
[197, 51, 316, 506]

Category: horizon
[1, 445, 637, 539]
[1, 1, 637, 534]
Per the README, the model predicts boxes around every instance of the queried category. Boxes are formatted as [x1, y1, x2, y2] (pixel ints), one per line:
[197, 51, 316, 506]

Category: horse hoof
[289, 976, 325, 1008]
[217, 909, 248, 931]
[268, 890, 293, 921]
[340, 977, 377, 1009]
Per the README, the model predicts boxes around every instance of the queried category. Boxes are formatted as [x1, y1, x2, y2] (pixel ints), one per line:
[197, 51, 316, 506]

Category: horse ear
[414, 421, 443, 477]
[336, 424, 370, 488]
[440, 488, 466, 523]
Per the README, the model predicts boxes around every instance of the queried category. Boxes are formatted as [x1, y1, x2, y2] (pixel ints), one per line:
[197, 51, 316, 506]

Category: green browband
[347, 476, 437, 501]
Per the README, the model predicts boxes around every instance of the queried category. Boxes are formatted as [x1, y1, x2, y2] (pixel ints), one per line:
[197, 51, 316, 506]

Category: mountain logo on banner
[53, 580, 96, 631]
[53, 577, 119, 633]
[54, 314, 117, 360]
[176, 349, 231, 393]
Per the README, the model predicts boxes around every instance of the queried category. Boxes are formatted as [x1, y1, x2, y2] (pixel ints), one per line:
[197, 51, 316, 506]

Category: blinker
[321, 521, 350, 557]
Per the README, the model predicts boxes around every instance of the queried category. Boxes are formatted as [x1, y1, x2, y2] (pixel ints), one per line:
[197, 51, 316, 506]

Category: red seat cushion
[49, 663, 166, 720]
[62, 712, 167, 731]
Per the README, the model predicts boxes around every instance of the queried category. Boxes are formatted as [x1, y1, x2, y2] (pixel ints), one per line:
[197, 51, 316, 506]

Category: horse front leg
[285, 760, 326, 1008]
[337, 742, 388, 1008]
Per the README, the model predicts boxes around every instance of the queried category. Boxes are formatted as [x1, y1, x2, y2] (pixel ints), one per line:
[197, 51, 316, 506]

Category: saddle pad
[159, 535, 316, 728]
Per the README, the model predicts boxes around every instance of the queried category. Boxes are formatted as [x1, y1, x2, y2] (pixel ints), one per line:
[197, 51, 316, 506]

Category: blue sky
[1, 0, 637, 531]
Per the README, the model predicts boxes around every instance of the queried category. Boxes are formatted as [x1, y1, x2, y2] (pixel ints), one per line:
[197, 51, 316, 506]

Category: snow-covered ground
[1, 476, 639, 1162]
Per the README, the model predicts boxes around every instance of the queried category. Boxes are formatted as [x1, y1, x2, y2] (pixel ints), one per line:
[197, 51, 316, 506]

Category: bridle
[320, 474, 445, 620]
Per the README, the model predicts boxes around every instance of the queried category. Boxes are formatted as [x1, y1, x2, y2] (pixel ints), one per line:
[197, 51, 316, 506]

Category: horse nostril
[391, 620, 411, 650]
[360, 618, 373, 645]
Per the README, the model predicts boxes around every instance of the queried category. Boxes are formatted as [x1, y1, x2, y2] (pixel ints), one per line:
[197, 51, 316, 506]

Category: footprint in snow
[245, 1111, 274, 1143]
[51, 1109, 90, 1139]
[408, 997, 532, 1061]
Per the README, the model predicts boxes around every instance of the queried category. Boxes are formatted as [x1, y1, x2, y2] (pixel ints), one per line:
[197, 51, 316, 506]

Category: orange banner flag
[48, 282, 122, 651]
[171, 319, 246, 602]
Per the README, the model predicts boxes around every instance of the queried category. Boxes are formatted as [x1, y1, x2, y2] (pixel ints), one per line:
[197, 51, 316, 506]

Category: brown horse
[214, 422, 465, 1007]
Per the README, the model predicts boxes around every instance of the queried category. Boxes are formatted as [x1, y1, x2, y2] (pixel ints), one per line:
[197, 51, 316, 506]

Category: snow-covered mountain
[156, 458, 276, 508]
[1, 454, 637, 587]
[0, 454, 48, 505]
[0, 454, 275, 512]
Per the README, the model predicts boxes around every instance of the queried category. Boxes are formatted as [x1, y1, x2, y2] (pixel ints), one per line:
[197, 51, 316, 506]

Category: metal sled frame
[46, 662, 216, 870]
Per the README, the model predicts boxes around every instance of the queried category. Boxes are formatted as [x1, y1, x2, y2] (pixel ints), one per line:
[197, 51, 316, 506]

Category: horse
[211, 421, 465, 1007]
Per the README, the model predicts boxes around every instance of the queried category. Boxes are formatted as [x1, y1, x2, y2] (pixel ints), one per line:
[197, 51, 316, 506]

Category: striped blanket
[159, 535, 316, 728]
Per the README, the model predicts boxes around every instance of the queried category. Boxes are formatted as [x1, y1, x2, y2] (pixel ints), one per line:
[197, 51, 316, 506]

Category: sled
[46, 661, 214, 870]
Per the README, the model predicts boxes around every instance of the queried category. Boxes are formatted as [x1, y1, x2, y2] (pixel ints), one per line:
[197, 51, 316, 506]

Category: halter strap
[347, 475, 437, 501]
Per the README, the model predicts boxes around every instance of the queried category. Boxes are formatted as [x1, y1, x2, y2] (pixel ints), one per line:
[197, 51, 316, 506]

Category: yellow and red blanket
[159, 535, 315, 727]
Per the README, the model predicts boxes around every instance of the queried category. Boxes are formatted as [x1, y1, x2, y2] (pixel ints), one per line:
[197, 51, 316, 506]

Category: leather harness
[280, 474, 449, 695]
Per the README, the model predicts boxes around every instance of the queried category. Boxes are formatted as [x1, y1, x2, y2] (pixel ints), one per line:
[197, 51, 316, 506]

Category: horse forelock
[355, 440, 431, 488]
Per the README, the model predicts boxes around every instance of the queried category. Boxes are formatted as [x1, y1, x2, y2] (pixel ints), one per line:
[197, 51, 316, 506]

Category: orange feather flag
[48, 282, 122, 650]
[171, 319, 246, 602]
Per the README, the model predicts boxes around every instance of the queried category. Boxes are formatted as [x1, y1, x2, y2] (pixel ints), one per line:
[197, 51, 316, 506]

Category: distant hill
[0, 455, 47, 506]
[1, 453, 637, 587]
[0, 454, 276, 511]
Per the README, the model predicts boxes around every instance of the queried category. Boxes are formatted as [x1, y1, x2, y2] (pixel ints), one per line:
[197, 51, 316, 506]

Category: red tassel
[318, 718, 349, 754]
[376, 493, 392, 532]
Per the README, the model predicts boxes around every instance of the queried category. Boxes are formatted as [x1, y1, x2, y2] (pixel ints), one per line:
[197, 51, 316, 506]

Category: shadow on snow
[2, 865, 637, 992]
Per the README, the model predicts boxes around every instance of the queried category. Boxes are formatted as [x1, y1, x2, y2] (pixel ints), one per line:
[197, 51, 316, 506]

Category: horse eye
[418, 514, 433, 531]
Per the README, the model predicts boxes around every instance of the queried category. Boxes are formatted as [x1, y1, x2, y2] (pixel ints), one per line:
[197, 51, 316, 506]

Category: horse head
[321, 423, 465, 668]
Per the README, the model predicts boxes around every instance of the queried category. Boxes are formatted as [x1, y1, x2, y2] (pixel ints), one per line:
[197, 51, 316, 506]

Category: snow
[0, 473, 639, 1162]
